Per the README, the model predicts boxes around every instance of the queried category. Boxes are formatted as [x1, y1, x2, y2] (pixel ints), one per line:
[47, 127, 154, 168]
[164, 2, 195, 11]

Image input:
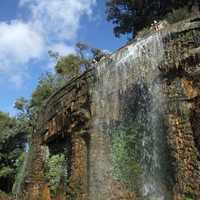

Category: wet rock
[20, 16, 200, 200]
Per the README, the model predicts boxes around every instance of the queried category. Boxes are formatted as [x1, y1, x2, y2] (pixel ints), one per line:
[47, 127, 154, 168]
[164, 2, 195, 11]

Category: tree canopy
[0, 112, 27, 193]
[54, 43, 106, 79]
[55, 54, 83, 79]
[106, 0, 199, 38]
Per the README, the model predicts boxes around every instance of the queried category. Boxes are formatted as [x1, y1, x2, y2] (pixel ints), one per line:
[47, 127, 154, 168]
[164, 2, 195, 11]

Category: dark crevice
[190, 17, 200, 22]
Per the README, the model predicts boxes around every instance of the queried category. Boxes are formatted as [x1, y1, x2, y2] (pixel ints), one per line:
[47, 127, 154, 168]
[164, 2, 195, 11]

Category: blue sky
[0, 0, 128, 115]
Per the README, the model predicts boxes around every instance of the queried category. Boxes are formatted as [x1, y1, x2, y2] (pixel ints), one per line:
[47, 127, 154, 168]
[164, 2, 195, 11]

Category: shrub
[44, 154, 66, 197]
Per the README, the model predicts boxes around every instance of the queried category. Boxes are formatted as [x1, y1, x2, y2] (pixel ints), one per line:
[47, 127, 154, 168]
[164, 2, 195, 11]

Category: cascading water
[90, 33, 173, 200]
[12, 151, 29, 197]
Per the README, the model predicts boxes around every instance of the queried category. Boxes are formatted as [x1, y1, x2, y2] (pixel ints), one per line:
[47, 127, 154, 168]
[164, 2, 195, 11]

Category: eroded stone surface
[21, 16, 200, 200]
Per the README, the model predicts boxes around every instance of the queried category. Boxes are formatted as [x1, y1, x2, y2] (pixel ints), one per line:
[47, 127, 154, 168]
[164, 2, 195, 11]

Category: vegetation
[30, 73, 57, 109]
[185, 198, 193, 200]
[53, 43, 107, 79]
[106, 0, 199, 38]
[44, 154, 66, 197]
[0, 1, 198, 197]
[0, 112, 27, 193]
[55, 54, 84, 79]
[111, 121, 143, 190]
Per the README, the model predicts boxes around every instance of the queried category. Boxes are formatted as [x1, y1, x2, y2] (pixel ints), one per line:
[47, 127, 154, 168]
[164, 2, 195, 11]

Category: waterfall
[90, 33, 172, 199]
[12, 150, 29, 197]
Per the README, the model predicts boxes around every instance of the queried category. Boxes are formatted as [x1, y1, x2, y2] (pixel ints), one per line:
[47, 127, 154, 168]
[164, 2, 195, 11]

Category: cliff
[18, 16, 200, 200]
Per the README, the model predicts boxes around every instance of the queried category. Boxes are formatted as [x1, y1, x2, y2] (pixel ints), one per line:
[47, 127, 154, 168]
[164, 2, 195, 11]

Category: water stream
[91, 33, 172, 199]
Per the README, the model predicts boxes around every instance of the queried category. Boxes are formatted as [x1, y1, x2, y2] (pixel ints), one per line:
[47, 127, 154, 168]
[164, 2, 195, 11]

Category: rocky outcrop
[160, 17, 200, 200]
[21, 72, 92, 200]
[21, 16, 200, 200]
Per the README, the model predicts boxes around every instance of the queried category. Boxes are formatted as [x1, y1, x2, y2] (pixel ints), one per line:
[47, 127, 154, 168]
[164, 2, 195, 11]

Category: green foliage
[15, 73, 66, 131]
[30, 73, 55, 109]
[17, 44, 106, 131]
[55, 54, 83, 79]
[0, 167, 14, 178]
[0, 112, 27, 193]
[14, 97, 28, 112]
[50, 42, 109, 83]
[111, 122, 142, 189]
[106, 0, 199, 38]
[0, 112, 16, 135]
[44, 154, 66, 196]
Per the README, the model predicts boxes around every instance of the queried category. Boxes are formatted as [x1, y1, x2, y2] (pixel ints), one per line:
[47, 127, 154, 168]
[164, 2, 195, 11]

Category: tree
[50, 42, 108, 81]
[55, 54, 86, 79]
[14, 97, 29, 113]
[75, 42, 89, 60]
[106, 0, 199, 38]
[30, 73, 55, 109]
[0, 112, 27, 193]
[16, 74, 61, 133]
[91, 48, 107, 62]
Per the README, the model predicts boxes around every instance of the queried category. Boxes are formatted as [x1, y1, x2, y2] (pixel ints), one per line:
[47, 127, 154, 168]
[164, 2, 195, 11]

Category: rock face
[160, 18, 200, 199]
[20, 16, 200, 200]
[21, 72, 92, 200]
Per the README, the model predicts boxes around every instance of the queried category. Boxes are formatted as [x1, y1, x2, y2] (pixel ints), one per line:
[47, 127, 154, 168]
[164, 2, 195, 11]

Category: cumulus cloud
[0, 0, 96, 87]
[0, 21, 44, 68]
[20, 0, 96, 40]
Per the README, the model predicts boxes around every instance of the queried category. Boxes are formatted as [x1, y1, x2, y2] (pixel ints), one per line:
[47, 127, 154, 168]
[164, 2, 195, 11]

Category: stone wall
[22, 16, 200, 200]
[160, 17, 200, 199]
[22, 71, 92, 200]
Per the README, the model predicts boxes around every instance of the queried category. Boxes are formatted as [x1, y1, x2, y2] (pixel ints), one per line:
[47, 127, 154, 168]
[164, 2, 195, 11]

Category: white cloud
[0, 21, 44, 68]
[0, 20, 44, 86]
[20, 0, 96, 40]
[0, 0, 96, 88]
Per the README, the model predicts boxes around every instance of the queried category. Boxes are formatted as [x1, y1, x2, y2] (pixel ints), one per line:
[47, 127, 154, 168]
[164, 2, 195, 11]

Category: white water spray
[91, 33, 171, 199]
